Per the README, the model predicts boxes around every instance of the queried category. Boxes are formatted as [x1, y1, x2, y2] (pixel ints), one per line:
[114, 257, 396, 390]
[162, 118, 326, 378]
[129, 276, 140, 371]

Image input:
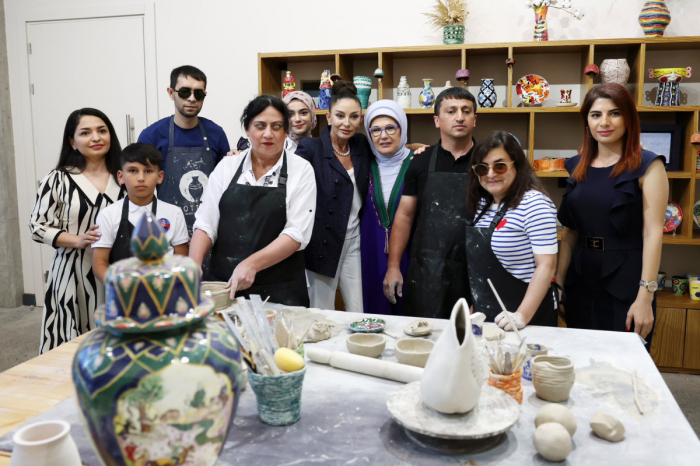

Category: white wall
[4, 0, 700, 295]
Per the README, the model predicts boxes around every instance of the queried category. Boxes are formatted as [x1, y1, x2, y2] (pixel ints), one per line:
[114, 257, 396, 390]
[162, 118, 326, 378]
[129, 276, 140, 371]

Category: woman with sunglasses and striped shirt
[464, 131, 560, 330]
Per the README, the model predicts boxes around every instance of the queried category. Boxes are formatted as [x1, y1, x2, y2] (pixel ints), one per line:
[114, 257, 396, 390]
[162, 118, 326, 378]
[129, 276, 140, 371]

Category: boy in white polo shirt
[93, 143, 189, 283]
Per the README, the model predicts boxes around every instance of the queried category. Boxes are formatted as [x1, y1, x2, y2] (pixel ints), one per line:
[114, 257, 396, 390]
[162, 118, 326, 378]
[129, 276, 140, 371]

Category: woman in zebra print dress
[30, 108, 123, 353]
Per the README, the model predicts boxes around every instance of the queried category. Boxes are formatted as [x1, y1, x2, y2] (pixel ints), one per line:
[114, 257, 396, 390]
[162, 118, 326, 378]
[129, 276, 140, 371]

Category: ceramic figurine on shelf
[283, 71, 296, 97]
[478, 78, 497, 108]
[650, 67, 692, 106]
[397, 76, 411, 109]
[639, 0, 671, 37]
[423, 0, 469, 45]
[330, 73, 342, 84]
[421, 298, 483, 414]
[506, 58, 516, 68]
[692, 133, 700, 173]
[456, 69, 470, 88]
[444, 80, 453, 89]
[354, 76, 373, 109]
[525, 1, 585, 42]
[419, 79, 436, 109]
[373, 68, 385, 87]
[600, 59, 630, 86]
[318, 70, 332, 110]
[585, 64, 600, 77]
[72, 213, 243, 466]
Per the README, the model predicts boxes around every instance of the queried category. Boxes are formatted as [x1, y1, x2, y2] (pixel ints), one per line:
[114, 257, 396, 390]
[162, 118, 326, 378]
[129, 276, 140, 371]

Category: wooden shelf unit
[259, 37, 700, 245]
[652, 290, 700, 374]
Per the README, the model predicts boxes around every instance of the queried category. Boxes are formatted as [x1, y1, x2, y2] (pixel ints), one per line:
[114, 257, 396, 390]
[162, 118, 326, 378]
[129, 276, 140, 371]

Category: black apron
[208, 151, 309, 307]
[466, 203, 558, 326]
[404, 144, 471, 319]
[109, 195, 157, 264]
[158, 116, 216, 236]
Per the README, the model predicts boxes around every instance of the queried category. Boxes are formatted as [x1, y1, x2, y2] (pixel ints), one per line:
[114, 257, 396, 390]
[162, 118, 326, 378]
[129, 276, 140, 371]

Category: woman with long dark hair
[30, 108, 123, 353]
[465, 131, 560, 329]
[556, 83, 667, 346]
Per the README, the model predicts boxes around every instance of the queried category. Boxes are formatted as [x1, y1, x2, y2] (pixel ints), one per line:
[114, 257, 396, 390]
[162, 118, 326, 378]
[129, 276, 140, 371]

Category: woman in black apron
[465, 131, 559, 329]
[188, 96, 317, 306]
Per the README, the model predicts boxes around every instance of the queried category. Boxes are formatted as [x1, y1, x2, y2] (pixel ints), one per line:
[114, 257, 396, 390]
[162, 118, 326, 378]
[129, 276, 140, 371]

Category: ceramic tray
[664, 201, 683, 233]
[516, 74, 550, 105]
[349, 318, 386, 333]
[387, 382, 520, 442]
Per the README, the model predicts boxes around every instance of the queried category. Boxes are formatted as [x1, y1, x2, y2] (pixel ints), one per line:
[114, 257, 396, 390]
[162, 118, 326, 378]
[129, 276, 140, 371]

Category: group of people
[30, 64, 667, 354]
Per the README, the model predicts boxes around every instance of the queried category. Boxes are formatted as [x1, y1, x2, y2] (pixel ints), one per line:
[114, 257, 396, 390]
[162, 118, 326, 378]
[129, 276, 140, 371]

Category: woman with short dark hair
[30, 108, 124, 353]
[190, 95, 316, 306]
[465, 131, 560, 330]
[556, 83, 667, 346]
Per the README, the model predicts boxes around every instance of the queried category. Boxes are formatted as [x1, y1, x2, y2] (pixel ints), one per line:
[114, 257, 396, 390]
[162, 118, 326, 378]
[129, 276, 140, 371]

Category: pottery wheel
[387, 382, 520, 440]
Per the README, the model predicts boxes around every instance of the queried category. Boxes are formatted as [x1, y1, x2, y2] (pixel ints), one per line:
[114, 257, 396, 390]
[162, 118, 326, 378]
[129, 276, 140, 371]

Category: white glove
[495, 311, 526, 332]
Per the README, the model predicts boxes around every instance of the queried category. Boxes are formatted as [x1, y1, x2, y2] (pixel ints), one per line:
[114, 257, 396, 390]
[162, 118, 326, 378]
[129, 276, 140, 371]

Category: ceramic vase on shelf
[397, 76, 411, 109]
[533, 5, 549, 41]
[419, 79, 436, 109]
[421, 298, 483, 414]
[318, 70, 332, 110]
[72, 213, 243, 466]
[650, 67, 692, 106]
[600, 59, 631, 86]
[478, 78, 497, 108]
[638, 0, 671, 37]
[282, 70, 295, 97]
[353, 76, 373, 110]
[443, 25, 465, 45]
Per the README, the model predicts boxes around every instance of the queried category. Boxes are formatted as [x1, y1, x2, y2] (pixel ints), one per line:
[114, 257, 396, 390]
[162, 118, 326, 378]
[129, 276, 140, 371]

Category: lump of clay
[590, 411, 625, 442]
[534, 423, 572, 462]
[535, 404, 577, 437]
[305, 322, 333, 342]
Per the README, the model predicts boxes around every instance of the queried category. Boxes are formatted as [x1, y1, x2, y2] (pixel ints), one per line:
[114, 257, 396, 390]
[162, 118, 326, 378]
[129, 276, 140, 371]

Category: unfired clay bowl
[531, 355, 575, 402]
[395, 338, 435, 368]
[346, 333, 386, 358]
[201, 281, 231, 311]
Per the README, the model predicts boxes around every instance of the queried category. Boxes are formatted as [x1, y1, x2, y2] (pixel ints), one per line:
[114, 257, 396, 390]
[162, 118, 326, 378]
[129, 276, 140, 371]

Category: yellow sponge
[274, 347, 305, 372]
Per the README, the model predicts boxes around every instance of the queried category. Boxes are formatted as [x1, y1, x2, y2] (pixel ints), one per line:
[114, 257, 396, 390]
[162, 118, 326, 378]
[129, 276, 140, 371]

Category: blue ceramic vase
[73, 213, 243, 466]
[419, 79, 435, 109]
[478, 78, 497, 108]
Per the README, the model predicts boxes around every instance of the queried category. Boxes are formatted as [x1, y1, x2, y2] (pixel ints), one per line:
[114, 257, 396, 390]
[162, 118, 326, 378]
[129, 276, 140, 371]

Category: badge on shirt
[158, 218, 171, 232]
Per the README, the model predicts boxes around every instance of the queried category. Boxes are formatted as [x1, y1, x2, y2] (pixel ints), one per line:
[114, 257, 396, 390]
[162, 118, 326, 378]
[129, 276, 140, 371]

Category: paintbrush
[487, 279, 523, 342]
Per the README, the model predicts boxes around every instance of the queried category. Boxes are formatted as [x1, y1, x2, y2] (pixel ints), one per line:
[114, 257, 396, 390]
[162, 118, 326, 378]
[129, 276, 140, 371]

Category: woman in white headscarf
[360, 100, 413, 315]
[283, 91, 317, 152]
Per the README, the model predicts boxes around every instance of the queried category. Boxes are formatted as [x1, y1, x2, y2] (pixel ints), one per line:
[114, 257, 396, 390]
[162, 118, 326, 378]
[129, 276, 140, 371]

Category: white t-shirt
[345, 168, 362, 240]
[93, 198, 189, 254]
[474, 190, 558, 283]
[193, 149, 317, 248]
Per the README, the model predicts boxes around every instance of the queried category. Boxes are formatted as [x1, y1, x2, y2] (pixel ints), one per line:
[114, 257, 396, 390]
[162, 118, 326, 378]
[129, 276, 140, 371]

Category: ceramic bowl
[346, 333, 386, 358]
[394, 338, 435, 368]
[531, 355, 575, 402]
[201, 281, 232, 311]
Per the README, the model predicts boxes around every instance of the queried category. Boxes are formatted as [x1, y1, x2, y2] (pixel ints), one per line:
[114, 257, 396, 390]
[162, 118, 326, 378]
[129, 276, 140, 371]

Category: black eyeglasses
[369, 124, 399, 138]
[173, 87, 206, 101]
[472, 161, 515, 177]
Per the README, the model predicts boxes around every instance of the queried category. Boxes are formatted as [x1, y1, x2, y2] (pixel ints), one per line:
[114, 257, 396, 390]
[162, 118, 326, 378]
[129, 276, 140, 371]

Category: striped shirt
[474, 190, 558, 283]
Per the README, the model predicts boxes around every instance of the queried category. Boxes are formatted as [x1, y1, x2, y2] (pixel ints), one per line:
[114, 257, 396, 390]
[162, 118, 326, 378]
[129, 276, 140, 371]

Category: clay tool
[219, 310, 251, 354]
[306, 348, 423, 383]
[632, 370, 644, 415]
[298, 320, 316, 345]
[487, 278, 523, 342]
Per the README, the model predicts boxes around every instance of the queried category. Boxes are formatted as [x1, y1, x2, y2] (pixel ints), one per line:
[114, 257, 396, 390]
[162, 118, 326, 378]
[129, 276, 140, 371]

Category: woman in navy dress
[556, 84, 667, 347]
[360, 100, 413, 315]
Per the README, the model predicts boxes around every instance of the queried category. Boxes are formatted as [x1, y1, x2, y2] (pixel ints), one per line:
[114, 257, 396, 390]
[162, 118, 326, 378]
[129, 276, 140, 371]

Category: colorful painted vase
[650, 67, 692, 106]
[488, 369, 523, 404]
[73, 213, 243, 466]
[478, 78, 497, 108]
[282, 70, 295, 97]
[672, 276, 688, 296]
[533, 5, 549, 41]
[690, 280, 700, 301]
[560, 90, 572, 104]
[353, 76, 373, 110]
[318, 70, 332, 110]
[397, 76, 411, 109]
[657, 272, 667, 289]
[600, 59, 631, 86]
[639, 0, 671, 37]
[419, 79, 436, 109]
[443, 25, 465, 45]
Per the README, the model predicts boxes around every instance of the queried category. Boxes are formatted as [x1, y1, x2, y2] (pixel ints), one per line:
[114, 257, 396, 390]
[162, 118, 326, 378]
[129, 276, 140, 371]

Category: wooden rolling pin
[306, 348, 423, 383]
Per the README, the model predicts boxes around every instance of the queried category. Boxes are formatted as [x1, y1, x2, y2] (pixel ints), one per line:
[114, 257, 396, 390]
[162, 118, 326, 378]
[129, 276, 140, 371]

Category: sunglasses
[472, 161, 515, 177]
[173, 87, 206, 101]
[369, 124, 399, 138]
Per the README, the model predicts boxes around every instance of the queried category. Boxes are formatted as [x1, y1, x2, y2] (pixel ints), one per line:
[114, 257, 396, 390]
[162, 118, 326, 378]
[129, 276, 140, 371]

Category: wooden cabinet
[650, 290, 700, 373]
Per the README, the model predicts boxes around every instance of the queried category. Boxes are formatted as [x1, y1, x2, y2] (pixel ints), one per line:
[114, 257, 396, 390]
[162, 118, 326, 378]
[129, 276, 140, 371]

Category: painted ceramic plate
[694, 200, 700, 228]
[349, 318, 386, 333]
[516, 74, 550, 105]
[664, 201, 683, 233]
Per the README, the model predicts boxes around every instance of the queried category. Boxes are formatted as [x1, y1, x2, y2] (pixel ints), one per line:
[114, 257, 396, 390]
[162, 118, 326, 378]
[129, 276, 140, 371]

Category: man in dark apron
[384, 88, 478, 319]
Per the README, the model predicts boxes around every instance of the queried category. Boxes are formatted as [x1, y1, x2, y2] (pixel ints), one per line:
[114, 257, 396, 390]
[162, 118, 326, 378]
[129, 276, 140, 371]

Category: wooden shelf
[657, 289, 700, 310]
[535, 171, 569, 178]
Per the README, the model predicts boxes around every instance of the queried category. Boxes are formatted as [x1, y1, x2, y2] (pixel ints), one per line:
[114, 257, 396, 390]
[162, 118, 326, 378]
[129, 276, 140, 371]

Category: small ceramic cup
[560, 89, 572, 103]
[672, 276, 689, 296]
[488, 368, 524, 404]
[689, 280, 700, 301]
[522, 343, 549, 382]
[248, 367, 307, 426]
[11, 420, 81, 466]
[657, 272, 667, 289]
[265, 309, 278, 326]
[532, 355, 575, 402]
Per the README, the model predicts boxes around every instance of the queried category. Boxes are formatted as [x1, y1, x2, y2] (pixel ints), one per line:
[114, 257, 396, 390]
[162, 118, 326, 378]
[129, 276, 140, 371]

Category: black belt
[577, 235, 643, 252]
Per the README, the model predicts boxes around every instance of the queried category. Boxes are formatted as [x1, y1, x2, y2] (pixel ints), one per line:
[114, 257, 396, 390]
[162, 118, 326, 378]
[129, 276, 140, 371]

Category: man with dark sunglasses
[138, 65, 231, 236]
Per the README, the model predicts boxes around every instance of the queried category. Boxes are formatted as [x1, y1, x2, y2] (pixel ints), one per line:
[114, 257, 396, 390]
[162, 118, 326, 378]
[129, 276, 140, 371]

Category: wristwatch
[640, 280, 659, 293]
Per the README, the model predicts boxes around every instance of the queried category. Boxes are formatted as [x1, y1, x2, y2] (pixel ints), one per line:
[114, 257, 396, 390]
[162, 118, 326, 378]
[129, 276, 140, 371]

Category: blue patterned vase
[419, 79, 435, 109]
[478, 78, 497, 108]
[73, 213, 243, 466]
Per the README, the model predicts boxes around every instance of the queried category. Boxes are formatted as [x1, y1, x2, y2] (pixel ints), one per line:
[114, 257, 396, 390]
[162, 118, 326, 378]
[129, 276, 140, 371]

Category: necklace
[333, 144, 351, 157]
